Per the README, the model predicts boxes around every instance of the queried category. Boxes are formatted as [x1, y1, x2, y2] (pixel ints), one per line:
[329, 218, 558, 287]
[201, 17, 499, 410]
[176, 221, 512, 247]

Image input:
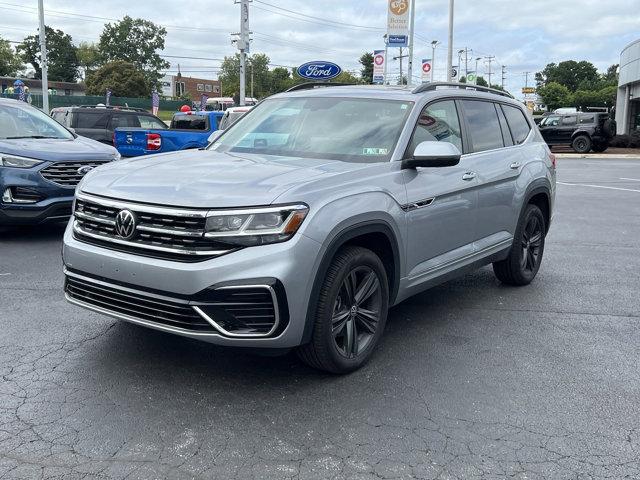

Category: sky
[1, 0, 639, 98]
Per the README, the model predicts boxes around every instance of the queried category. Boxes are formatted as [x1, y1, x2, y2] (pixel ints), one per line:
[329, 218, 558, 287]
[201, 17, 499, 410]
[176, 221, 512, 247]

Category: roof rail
[285, 82, 356, 92]
[412, 82, 514, 99]
[77, 105, 148, 112]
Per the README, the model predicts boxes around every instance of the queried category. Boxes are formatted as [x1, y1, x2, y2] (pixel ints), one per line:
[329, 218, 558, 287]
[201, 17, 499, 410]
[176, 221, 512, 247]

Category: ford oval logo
[77, 165, 94, 175]
[297, 61, 342, 80]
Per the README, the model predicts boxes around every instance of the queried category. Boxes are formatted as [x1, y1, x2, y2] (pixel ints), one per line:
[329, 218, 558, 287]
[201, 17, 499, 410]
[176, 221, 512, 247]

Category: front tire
[493, 204, 546, 286]
[572, 135, 592, 154]
[297, 246, 389, 374]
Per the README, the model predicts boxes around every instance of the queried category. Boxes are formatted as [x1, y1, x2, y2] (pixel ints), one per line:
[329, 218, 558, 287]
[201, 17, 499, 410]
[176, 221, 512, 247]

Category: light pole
[383, 34, 389, 85]
[431, 40, 439, 83]
[37, 0, 49, 113]
[407, 0, 416, 86]
[475, 57, 482, 83]
[446, 0, 454, 82]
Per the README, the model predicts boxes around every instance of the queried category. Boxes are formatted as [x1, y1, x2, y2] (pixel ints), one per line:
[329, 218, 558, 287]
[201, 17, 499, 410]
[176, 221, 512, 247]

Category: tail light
[549, 152, 556, 169]
[146, 133, 162, 151]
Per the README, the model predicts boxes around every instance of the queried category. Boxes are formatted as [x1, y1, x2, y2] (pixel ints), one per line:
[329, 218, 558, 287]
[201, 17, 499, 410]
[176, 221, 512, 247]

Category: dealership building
[616, 39, 640, 134]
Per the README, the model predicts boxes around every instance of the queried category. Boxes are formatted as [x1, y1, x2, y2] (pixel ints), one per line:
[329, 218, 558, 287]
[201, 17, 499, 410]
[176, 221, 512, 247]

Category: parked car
[62, 82, 555, 373]
[1, 98, 119, 225]
[50, 105, 167, 145]
[538, 111, 616, 153]
[113, 110, 224, 157]
[218, 106, 254, 130]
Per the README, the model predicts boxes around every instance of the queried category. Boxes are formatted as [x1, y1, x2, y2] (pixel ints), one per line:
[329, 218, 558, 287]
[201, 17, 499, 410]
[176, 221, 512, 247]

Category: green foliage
[535, 60, 599, 91]
[359, 52, 374, 84]
[85, 60, 149, 97]
[0, 35, 22, 76]
[475, 76, 488, 87]
[18, 26, 78, 82]
[536, 82, 571, 111]
[98, 16, 169, 88]
[76, 42, 100, 78]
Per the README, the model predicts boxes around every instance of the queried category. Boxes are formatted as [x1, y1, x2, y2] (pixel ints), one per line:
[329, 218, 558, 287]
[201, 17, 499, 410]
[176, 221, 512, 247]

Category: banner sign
[387, 0, 409, 47]
[297, 61, 342, 80]
[105, 88, 112, 106]
[151, 91, 160, 116]
[373, 50, 385, 84]
[421, 58, 432, 82]
[522, 87, 536, 94]
[200, 93, 209, 111]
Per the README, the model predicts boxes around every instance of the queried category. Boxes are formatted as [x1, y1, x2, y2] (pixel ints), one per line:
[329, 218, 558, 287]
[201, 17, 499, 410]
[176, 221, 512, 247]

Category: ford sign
[297, 61, 342, 81]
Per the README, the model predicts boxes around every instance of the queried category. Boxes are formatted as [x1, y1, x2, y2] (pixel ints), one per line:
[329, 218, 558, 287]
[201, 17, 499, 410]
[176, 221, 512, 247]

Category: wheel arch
[301, 221, 401, 345]
[523, 182, 552, 234]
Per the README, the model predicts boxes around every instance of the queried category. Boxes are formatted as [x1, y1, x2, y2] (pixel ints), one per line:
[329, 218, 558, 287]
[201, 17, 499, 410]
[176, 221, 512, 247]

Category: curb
[555, 154, 640, 159]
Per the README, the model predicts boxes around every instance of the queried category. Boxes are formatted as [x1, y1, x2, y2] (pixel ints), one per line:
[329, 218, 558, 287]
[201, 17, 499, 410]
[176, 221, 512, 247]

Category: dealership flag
[200, 94, 209, 111]
[386, 0, 409, 47]
[151, 91, 160, 115]
[373, 50, 385, 84]
[17, 86, 26, 102]
[105, 88, 112, 106]
[421, 58, 432, 82]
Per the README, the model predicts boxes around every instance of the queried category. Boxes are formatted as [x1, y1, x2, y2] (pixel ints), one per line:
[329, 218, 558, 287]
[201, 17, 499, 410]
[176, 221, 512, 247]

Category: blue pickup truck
[113, 110, 224, 157]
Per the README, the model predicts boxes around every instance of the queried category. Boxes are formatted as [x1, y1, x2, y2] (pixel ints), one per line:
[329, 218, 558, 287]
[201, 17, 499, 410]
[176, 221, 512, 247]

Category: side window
[502, 105, 531, 145]
[138, 115, 167, 129]
[579, 115, 595, 124]
[496, 104, 514, 147]
[461, 100, 504, 152]
[407, 100, 462, 156]
[562, 116, 577, 126]
[76, 112, 109, 129]
[110, 114, 140, 129]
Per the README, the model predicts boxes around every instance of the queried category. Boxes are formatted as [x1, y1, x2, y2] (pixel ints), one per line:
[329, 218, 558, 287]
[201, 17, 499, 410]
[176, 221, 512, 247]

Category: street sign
[451, 67, 458, 80]
[421, 58, 432, 82]
[373, 50, 385, 84]
[387, 0, 409, 47]
[466, 73, 477, 84]
[297, 61, 342, 81]
[522, 87, 536, 94]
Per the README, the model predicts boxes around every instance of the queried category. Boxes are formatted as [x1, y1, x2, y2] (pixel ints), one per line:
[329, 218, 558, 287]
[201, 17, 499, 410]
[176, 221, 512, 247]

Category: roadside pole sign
[451, 66, 458, 81]
[421, 59, 432, 82]
[105, 88, 112, 107]
[373, 50, 385, 84]
[522, 87, 536, 94]
[151, 91, 160, 116]
[387, 0, 409, 47]
[466, 72, 477, 84]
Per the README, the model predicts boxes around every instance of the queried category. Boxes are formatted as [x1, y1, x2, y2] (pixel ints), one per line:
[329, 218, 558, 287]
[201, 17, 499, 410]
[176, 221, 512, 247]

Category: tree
[535, 60, 599, 92]
[0, 35, 22, 76]
[475, 76, 488, 87]
[537, 82, 571, 111]
[219, 53, 272, 98]
[98, 16, 169, 88]
[18, 26, 78, 82]
[359, 52, 374, 84]
[77, 42, 100, 79]
[85, 60, 149, 97]
[602, 64, 619, 85]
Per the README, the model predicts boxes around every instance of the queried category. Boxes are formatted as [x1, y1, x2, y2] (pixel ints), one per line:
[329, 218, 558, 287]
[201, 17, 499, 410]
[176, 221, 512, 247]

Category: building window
[176, 82, 185, 96]
[197, 84, 204, 92]
[213, 85, 220, 93]
[65, 89, 72, 96]
[205, 84, 212, 92]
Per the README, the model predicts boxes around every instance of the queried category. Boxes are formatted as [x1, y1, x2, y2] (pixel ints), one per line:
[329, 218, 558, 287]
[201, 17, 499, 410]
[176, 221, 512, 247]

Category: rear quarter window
[502, 105, 531, 145]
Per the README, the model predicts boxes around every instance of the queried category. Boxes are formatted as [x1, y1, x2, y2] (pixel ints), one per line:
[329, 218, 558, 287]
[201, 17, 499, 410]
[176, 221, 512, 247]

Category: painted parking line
[558, 181, 640, 193]
[620, 177, 640, 182]
[0, 273, 11, 276]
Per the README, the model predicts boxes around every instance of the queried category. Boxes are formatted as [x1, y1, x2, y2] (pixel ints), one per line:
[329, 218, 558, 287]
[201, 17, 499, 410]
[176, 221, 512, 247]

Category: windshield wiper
[4, 135, 61, 139]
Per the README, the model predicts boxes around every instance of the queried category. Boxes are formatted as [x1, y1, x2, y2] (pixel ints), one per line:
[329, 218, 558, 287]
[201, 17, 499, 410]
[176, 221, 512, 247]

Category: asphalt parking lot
[1, 157, 639, 480]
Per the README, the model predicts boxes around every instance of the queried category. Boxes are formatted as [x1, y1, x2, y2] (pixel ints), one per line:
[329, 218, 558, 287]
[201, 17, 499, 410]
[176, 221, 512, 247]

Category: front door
[402, 99, 478, 281]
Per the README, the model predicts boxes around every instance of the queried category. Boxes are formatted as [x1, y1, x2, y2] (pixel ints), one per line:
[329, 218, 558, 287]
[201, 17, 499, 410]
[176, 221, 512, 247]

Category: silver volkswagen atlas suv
[62, 82, 556, 374]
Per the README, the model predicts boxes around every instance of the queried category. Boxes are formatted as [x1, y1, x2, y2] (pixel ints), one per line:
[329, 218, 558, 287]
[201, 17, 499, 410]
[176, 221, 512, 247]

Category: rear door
[458, 100, 527, 248]
[558, 115, 577, 142]
[402, 99, 479, 281]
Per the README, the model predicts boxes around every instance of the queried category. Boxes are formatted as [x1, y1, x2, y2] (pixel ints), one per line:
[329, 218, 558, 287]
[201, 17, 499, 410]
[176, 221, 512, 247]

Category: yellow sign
[522, 87, 536, 94]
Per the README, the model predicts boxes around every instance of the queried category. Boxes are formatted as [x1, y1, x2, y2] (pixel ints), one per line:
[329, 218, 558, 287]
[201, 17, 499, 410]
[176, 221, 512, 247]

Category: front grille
[64, 270, 286, 338]
[41, 161, 109, 187]
[65, 272, 215, 332]
[73, 194, 233, 262]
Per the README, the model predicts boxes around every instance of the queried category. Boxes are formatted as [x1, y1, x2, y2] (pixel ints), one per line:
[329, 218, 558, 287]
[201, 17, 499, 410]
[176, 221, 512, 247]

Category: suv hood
[0, 136, 117, 162]
[80, 149, 370, 208]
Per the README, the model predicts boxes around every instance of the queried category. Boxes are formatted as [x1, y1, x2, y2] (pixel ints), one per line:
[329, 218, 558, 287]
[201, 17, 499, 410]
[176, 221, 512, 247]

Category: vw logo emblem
[114, 209, 136, 239]
[77, 165, 94, 175]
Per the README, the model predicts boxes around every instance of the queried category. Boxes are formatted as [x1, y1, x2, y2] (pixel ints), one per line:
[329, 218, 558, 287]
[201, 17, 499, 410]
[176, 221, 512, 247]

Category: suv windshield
[210, 97, 413, 162]
[0, 102, 74, 140]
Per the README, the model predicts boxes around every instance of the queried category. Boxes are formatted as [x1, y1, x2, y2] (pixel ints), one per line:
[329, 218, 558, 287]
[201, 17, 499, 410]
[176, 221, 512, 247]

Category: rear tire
[493, 204, 546, 286]
[297, 246, 389, 374]
[572, 135, 592, 154]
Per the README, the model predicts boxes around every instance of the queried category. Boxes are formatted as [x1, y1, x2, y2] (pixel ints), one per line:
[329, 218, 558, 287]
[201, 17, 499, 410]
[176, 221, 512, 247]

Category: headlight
[204, 204, 308, 246]
[0, 155, 44, 168]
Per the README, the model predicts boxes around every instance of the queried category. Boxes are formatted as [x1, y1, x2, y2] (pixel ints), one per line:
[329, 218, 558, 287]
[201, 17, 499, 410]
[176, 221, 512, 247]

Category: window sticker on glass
[362, 147, 388, 155]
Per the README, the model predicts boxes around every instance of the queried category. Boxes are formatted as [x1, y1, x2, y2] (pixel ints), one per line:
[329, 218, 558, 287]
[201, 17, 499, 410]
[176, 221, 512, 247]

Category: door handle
[462, 172, 477, 181]
[510, 162, 521, 169]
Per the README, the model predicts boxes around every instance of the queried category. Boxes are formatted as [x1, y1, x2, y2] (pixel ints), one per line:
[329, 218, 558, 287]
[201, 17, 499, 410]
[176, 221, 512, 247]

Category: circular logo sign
[389, 0, 408, 15]
[297, 61, 342, 81]
[422, 63, 431, 73]
[374, 54, 384, 66]
[114, 209, 136, 239]
[77, 165, 94, 176]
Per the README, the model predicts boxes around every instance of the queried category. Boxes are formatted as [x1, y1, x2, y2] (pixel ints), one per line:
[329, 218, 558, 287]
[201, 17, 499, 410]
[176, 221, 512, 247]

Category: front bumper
[62, 221, 323, 348]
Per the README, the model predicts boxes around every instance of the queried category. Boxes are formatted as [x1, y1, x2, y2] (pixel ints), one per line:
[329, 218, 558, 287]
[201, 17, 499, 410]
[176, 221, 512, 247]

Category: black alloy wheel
[520, 215, 543, 274]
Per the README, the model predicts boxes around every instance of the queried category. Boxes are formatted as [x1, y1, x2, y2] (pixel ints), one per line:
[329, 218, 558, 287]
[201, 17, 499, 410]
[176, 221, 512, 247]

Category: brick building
[160, 75, 220, 100]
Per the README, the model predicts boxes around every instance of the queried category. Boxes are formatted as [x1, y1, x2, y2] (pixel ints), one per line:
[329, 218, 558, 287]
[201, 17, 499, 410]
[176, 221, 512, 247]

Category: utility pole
[394, 48, 409, 85]
[501, 65, 506, 89]
[485, 55, 495, 86]
[407, 0, 416, 86]
[383, 34, 389, 85]
[235, 0, 250, 106]
[431, 40, 439, 83]
[250, 63, 254, 99]
[523, 71, 531, 89]
[37, 0, 49, 113]
[446, 0, 454, 82]
[475, 57, 482, 83]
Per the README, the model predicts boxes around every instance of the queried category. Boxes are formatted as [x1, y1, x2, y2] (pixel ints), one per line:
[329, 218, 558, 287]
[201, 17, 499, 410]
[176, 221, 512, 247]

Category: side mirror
[207, 129, 224, 144]
[402, 141, 461, 169]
